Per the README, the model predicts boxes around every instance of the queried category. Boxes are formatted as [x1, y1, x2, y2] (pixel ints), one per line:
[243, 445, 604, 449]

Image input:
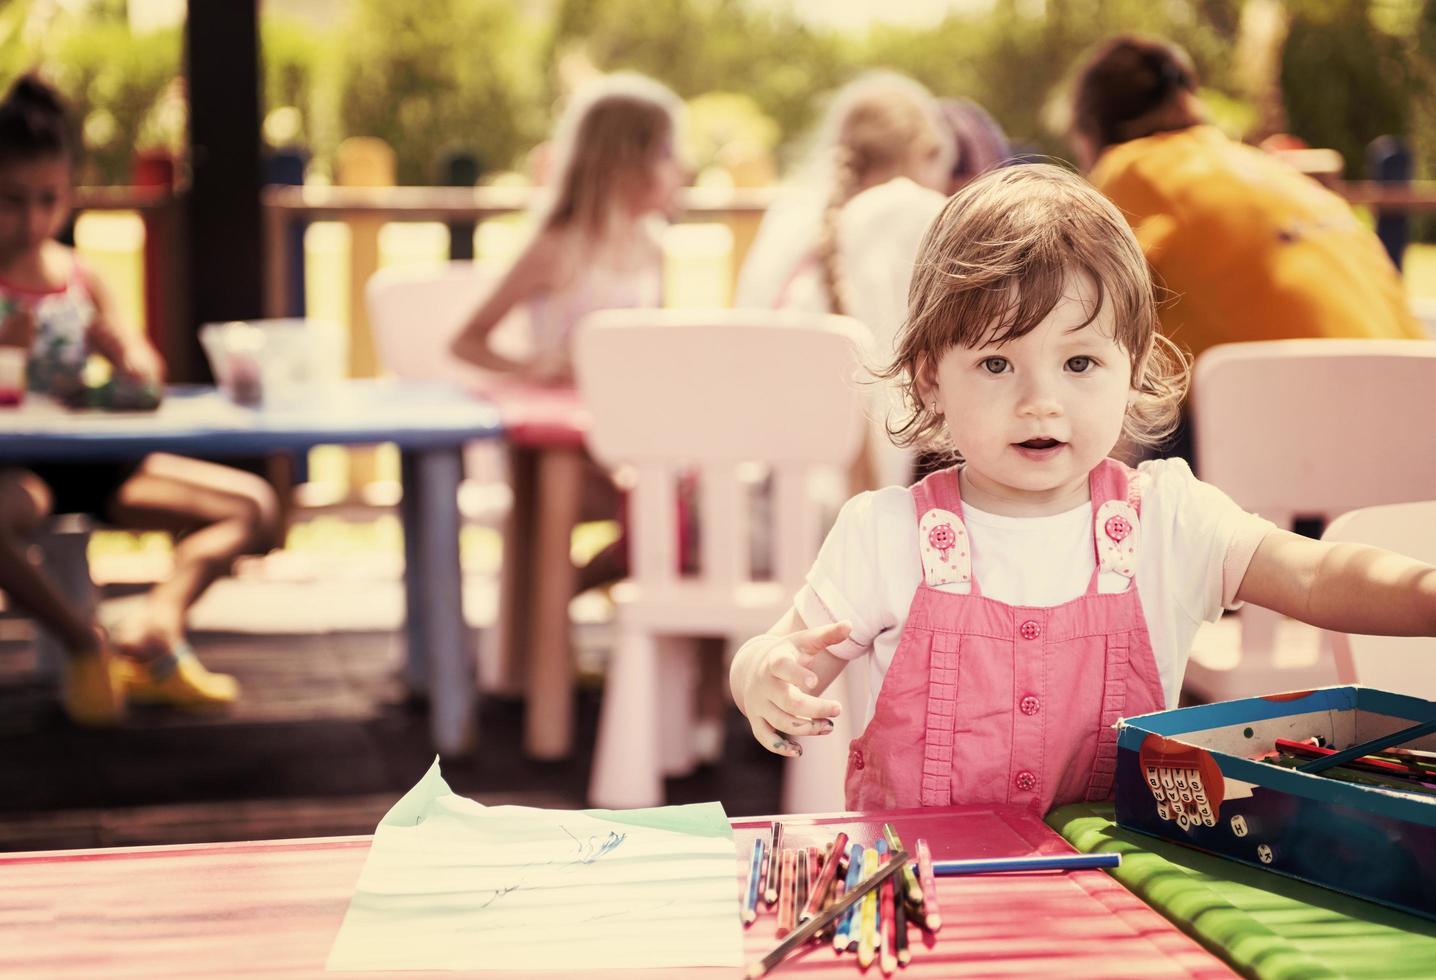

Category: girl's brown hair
[813, 72, 950, 316]
[881, 163, 1188, 457]
[542, 73, 682, 238]
[1070, 35, 1201, 158]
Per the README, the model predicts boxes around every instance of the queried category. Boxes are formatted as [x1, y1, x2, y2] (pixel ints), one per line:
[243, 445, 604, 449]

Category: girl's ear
[914, 354, 942, 413]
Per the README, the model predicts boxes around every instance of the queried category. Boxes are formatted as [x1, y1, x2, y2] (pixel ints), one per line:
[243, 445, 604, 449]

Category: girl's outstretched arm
[82, 268, 164, 383]
[450, 230, 558, 375]
[1236, 528, 1436, 637]
[730, 607, 852, 757]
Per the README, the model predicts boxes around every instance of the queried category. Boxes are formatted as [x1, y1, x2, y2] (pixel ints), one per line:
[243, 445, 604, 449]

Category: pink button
[1019, 620, 1041, 641]
[851, 749, 865, 771]
[1015, 770, 1037, 792]
[1020, 695, 1040, 716]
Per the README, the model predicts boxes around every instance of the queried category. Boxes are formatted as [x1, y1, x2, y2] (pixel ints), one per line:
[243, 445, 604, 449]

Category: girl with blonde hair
[453, 73, 685, 380]
[735, 70, 952, 318]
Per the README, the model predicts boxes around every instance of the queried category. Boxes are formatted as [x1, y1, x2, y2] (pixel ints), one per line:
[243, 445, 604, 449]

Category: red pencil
[915, 838, 942, 932]
[879, 874, 897, 975]
[800, 831, 849, 924]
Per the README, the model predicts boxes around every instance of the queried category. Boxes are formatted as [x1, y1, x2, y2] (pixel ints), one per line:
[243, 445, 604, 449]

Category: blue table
[0, 379, 503, 754]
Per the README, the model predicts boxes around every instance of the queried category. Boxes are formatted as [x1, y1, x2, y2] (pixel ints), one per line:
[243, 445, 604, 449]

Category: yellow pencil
[857, 846, 880, 968]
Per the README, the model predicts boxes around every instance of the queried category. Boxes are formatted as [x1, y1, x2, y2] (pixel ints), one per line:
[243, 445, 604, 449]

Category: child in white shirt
[730, 163, 1436, 812]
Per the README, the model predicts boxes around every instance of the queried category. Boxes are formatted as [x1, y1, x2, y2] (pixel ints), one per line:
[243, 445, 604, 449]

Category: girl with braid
[736, 72, 953, 489]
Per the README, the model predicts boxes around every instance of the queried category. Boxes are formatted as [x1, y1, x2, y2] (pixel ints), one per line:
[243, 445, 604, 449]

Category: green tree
[337, 0, 544, 184]
[1281, 0, 1412, 177]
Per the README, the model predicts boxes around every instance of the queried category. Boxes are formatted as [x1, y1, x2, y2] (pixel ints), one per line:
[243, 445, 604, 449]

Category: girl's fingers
[750, 716, 803, 757]
[762, 700, 837, 738]
[768, 648, 820, 691]
[778, 686, 842, 720]
[790, 620, 853, 655]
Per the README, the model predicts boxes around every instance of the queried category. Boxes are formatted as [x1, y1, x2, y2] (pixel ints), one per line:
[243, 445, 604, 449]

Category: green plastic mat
[1048, 803, 1436, 979]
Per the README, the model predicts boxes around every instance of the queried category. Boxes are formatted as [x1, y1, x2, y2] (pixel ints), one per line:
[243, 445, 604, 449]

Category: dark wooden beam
[183, 0, 262, 383]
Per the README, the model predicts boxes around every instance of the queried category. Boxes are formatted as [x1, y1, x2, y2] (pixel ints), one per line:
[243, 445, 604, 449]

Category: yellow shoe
[62, 650, 127, 727]
[125, 644, 240, 709]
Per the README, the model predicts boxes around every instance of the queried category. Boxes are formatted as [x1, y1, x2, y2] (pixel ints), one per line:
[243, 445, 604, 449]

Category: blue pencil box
[1114, 686, 1436, 921]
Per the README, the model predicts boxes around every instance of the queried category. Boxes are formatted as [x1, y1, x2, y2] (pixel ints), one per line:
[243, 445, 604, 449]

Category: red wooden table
[477, 382, 591, 761]
[0, 805, 1232, 978]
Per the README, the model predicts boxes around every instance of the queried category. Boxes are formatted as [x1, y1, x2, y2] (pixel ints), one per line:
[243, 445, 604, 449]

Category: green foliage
[546, 0, 849, 170]
[335, 0, 545, 184]
[1281, 1, 1412, 177]
[0, 8, 180, 184]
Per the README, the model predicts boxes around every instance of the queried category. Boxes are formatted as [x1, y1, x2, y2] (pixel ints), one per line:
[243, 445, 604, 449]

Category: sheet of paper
[326, 760, 744, 971]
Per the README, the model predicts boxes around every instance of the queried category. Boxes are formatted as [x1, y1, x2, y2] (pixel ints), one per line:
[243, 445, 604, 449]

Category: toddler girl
[730, 163, 1436, 812]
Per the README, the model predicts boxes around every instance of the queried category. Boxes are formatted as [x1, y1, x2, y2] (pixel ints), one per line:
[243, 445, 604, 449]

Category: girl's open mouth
[1013, 437, 1066, 460]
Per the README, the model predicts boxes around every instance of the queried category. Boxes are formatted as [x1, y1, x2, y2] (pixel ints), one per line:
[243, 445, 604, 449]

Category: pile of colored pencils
[740, 821, 939, 977]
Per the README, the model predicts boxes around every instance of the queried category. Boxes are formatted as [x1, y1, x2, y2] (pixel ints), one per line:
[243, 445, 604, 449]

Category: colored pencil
[882, 823, 925, 908]
[807, 845, 821, 891]
[742, 836, 765, 926]
[800, 831, 848, 924]
[1297, 718, 1436, 774]
[834, 841, 864, 953]
[776, 848, 798, 938]
[744, 848, 910, 980]
[764, 822, 783, 905]
[858, 846, 880, 968]
[916, 839, 941, 932]
[795, 849, 808, 916]
[879, 873, 897, 975]
[925, 853, 1122, 876]
[894, 878, 911, 966]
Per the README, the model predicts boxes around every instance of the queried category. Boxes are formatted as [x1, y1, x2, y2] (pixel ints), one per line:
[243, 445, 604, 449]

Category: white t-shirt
[794, 458, 1277, 731]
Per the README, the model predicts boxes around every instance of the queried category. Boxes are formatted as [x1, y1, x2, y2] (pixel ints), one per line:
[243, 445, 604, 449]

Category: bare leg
[0, 469, 124, 725]
[104, 453, 280, 657]
[0, 470, 96, 651]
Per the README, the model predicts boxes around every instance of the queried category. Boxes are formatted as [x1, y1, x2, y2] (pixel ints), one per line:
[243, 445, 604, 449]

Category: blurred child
[735, 71, 953, 490]
[734, 71, 951, 318]
[0, 73, 279, 723]
[730, 164, 1436, 812]
[451, 73, 684, 380]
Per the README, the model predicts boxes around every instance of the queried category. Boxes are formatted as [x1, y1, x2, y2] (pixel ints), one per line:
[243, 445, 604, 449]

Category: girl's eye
[1067, 356, 1094, 373]
[981, 357, 1009, 375]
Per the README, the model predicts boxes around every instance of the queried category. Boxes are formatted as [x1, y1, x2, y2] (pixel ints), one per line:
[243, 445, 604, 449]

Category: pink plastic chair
[1322, 501, 1436, 697]
[574, 308, 872, 811]
[1188, 338, 1436, 701]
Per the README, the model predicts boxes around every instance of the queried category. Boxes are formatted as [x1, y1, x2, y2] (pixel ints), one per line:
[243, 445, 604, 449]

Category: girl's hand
[740, 620, 851, 757]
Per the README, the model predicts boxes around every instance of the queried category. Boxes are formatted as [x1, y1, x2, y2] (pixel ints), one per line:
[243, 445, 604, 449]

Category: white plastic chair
[1188, 338, 1436, 701]
[1322, 501, 1436, 697]
[364, 262, 530, 695]
[575, 308, 872, 811]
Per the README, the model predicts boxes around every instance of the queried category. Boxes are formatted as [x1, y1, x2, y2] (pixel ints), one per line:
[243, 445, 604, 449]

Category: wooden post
[335, 137, 396, 492]
[440, 150, 481, 261]
[1367, 135, 1412, 270]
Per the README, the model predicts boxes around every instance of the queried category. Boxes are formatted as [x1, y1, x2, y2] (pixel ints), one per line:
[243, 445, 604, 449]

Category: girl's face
[628, 136, 685, 218]
[905, 134, 951, 194]
[923, 271, 1135, 516]
[0, 155, 71, 263]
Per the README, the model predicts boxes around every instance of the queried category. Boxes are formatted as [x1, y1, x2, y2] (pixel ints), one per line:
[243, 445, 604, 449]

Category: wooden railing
[70, 178, 1436, 373]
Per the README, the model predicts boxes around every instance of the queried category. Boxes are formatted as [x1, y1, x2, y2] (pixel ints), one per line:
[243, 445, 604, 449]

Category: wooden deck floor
[0, 574, 784, 852]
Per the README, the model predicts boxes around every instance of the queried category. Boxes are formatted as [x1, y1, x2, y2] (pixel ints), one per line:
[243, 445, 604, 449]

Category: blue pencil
[923, 853, 1120, 876]
[834, 842, 864, 952]
[743, 836, 766, 925]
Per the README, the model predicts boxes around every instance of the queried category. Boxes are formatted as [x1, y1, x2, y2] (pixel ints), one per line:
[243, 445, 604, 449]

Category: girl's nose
[1016, 376, 1063, 417]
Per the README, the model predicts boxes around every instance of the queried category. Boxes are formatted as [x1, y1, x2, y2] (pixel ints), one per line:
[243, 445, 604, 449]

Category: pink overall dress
[844, 458, 1168, 812]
